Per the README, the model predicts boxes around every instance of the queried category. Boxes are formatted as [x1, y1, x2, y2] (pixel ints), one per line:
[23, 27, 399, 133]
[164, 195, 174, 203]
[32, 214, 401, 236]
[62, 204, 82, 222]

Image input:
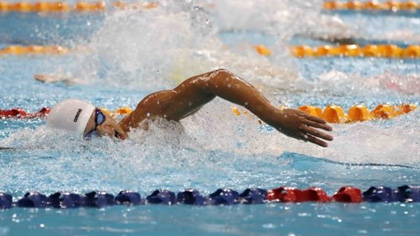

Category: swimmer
[46, 69, 333, 147]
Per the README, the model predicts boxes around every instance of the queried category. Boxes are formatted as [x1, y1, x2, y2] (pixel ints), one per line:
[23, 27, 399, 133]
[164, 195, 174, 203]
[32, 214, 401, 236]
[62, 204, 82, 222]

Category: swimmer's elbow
[212, 68, 231, 77]
[206, 68, 233, 84]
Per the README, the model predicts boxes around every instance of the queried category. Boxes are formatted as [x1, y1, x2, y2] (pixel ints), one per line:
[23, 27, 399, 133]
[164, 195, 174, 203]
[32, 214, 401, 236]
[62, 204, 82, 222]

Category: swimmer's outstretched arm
[119, 69, 333, 147]
[34, 74, 83, 85]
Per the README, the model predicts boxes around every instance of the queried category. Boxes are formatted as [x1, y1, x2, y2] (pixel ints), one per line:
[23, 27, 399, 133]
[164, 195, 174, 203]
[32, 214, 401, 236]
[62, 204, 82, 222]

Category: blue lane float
[395, 185, 420, 202]
[0, 185, 419, 209]
[208, 189, 240, 205]
[17, 192, 49, 208]
[239, 188, 267, 204]
[48, 192, 84, 208]
[146, 190, 176, 205]
[0, 193, 13, 209]
[84, 191, 115, 208]
[115, 190, 142, 205]
[362, 185, 420, 203]
[177, 189, 207, 205]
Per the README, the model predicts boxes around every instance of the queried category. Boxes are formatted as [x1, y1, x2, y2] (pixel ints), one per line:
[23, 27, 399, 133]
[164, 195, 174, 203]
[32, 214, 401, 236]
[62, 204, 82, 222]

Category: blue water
[0, 204, 419, 236]
[1, 1, 420, 235]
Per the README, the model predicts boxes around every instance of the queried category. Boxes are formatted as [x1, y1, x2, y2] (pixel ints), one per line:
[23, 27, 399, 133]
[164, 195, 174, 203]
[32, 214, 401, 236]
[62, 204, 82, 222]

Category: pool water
[0, 0, 419, 235]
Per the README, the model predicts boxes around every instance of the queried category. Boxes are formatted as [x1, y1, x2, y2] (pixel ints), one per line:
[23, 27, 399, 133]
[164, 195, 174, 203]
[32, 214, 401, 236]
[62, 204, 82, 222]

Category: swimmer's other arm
[119, 69, 333, 147]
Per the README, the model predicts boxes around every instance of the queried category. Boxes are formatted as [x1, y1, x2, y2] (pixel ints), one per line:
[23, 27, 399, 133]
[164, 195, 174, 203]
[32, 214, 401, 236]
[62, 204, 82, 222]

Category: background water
[0, 0, 419, 235]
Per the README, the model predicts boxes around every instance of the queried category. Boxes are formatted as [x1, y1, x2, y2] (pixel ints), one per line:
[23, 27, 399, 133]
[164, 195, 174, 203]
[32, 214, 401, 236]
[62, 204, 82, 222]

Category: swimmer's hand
[266, 108, 333, 147]
[34, 74, 83, 85]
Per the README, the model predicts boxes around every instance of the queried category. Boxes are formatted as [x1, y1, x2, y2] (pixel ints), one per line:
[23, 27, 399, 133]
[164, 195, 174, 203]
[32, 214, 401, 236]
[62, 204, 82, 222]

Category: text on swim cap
[74, 109, 82, 122]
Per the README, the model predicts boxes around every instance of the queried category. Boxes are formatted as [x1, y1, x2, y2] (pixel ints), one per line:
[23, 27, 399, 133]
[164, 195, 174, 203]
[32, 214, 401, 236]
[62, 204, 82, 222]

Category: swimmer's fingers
[301, 125, 333, 142]
[34, 74, 62, 83]
[295, 131, 328, 147]
[295, 109, 332, 131]
[34, 74, 48, 82]
[305, 134, 329, 148]
[304, 119, 333, 131]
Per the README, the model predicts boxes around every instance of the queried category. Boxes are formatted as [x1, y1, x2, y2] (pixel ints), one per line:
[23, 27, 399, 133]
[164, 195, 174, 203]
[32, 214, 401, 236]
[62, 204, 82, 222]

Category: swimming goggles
[84, 108, 106, 139]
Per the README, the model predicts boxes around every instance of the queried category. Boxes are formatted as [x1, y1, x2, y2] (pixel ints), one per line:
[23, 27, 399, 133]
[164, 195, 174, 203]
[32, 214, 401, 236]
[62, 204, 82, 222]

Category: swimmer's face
[83, 109, 127, 140]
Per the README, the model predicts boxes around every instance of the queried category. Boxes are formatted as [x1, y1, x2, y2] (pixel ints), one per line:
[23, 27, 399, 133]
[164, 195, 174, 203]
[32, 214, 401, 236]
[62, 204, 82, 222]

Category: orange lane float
[232, 104, 417, 124]
[323, 1, 419, 11]
[290, 45, 314, 58]
[348, 105, 372, 122]
[115, 107, 133, 115]
[99, 107, 133, 118]
[396, 104, 417, 115]
[297, 105, 323, 118]
[232, 107, 241, 116]
[371, 104, 397, 119]
[0, 45, 72, 55]
[290, 44, 420, 58]
[255, 45, 272, 56]
[322, 105, 347, 123]
[0, 1, 158, 12]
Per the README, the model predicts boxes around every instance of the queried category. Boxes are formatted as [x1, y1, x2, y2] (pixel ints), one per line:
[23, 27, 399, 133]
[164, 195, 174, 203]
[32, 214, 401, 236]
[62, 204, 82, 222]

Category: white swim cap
[46, 99, 95, 136]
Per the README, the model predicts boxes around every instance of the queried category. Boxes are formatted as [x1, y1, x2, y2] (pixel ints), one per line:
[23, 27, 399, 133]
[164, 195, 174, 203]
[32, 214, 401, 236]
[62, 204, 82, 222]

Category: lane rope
[232, 104, 417, 124]
[323, 0, 420, 12]
[1, 44, 419, 59]
[0, 185, 419, 209]
[0, 45, 77, 55]
[288, 44, 420, 58]
[0, 1, 158, 12]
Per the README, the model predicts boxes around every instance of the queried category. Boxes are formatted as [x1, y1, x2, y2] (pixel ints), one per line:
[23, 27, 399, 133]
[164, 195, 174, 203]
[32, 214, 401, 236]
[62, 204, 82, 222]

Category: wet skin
[84, 69, 333, 147]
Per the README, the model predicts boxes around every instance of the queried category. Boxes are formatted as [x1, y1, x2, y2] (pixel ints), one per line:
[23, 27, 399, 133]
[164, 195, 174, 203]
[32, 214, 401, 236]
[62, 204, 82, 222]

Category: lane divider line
[1, 44, 419, 59]
[288, 44, 420, 58]
[323, 0, 419, 12]
[0, 1, 158, 12]
[232, 104, 417, 124]
[1, 185, 419, 209]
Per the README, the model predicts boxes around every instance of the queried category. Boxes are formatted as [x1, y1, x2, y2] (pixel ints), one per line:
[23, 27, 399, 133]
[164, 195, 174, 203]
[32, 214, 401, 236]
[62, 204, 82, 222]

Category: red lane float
[0, 107, 50, 119]
[332, 186, 363, 203]
[267, 186, 363, 203]
[267, 187, 332, 203]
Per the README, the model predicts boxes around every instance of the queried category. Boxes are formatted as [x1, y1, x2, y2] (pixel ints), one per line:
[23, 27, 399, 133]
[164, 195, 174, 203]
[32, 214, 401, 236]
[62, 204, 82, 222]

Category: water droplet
[262, 223, 276, 229]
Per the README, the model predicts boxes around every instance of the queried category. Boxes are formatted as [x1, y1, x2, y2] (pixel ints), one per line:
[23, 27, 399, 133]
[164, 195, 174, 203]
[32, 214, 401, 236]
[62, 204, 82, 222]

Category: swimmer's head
[47, 99, 127, 140]
[47, 99, 95, 136]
